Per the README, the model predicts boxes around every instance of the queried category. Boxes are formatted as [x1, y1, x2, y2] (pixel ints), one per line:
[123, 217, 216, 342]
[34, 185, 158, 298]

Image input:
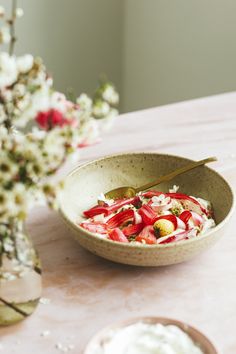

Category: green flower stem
[9, 0, 17, 56]
[0, 297, 29, 317]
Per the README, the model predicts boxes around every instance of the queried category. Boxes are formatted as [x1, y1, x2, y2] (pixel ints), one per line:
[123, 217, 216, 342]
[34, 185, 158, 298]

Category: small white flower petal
[16, 54, 34, 73]
[39, 297, 51, 305]
[40, 330, 51, 337]
[169, 185, 179, 193]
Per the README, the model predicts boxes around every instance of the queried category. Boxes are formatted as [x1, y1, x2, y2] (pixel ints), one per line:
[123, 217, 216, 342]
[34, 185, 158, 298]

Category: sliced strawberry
[157, 228, 197, 244]
[138, 204, 157, 225]
[83, 205, 110, 218]
[141, 191, 208, 215]
[167, 193, 208, 215]
[141, 190, 164, 198]
[180, 210, 203, 229]
[136, 225, 156, 244]
[108, 196, 140, 213]
[123, 223, 144, 236]
[107, 209, 134, 228]
[191, 211, 204, 227]
[179, 210, 192, 226]
[84, 196, 140, 218]
[80, 222, 108, 234]
[109, 228, 129, 243]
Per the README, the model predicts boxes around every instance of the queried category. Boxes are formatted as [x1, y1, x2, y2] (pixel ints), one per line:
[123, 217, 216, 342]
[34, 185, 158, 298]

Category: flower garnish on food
[79, 186, 216, 245]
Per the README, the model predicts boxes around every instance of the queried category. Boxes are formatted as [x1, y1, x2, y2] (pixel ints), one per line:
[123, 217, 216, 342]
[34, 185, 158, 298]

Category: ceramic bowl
[84, 317, 218, 354]
[59, 153, 234, 266]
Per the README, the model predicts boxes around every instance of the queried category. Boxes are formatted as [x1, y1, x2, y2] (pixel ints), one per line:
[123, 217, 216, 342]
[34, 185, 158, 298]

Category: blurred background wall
[122, 0, 236, 112]
[1, 0, 123, 101]
[2, 0, 236, 112]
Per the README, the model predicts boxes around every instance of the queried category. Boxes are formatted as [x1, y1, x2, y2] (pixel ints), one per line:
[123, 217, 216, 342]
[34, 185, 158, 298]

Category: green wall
[123, 0, 236, 112]
[2, 1, 236, 112]
[1, 0, 123, 98]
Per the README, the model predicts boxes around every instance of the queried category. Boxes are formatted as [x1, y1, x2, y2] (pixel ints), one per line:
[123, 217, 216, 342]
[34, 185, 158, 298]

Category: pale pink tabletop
[0, 93, 236, 353]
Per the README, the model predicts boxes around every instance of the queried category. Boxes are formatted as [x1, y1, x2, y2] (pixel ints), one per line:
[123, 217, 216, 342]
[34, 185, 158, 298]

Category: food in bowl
[87, 321, 204, 354]
[79, 186, 215, 245]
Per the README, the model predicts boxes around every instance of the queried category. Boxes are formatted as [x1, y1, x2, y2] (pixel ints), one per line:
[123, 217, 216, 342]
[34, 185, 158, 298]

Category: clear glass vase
[0, 221, 42, 326]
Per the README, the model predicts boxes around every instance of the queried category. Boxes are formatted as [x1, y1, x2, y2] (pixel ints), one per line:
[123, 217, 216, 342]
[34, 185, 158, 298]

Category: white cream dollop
[89, 322, 204, 354]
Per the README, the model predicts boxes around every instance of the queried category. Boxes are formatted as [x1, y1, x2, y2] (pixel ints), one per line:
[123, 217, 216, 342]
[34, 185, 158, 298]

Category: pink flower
[36, 109, 77, 130]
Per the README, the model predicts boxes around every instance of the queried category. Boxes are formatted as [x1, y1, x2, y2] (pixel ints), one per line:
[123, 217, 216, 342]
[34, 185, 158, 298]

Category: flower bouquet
[0, 1, 119, 325]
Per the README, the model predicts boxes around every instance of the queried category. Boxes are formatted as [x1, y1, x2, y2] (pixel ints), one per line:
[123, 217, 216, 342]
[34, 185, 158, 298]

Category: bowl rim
[60, 152, 235, 249]
[83, 316, 218, 354]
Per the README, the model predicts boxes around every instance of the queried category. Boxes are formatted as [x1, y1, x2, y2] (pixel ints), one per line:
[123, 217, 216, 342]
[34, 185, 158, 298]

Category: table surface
[0, 92, 236, 354]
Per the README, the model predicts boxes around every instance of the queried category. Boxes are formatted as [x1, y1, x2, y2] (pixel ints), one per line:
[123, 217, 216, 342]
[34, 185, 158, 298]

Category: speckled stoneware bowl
[59, 153, 234, 266]
[84, 317, 218, 354]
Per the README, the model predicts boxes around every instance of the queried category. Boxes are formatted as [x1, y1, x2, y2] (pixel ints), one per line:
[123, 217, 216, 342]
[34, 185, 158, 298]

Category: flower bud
[15, 8, 24, 18]
[0, 6, 5, 17]
[93, 100, 110, 118]
[16, 54, 34, 73]
[0, 27, 11, 44]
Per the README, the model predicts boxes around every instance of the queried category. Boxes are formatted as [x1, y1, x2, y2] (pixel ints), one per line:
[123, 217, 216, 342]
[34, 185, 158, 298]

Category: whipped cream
[89, 322, 204, 354]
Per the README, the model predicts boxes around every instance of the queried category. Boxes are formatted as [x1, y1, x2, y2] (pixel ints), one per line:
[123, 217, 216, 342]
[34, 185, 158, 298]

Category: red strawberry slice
[157, 228, 197, 244]
[136, 225, 156, 244]
[123, 223, 144, 236]
[109, 228, 129, 243]
[80, 222, 108, 234]
[138, 204, 157, 225]
[107, 209, 134, 228]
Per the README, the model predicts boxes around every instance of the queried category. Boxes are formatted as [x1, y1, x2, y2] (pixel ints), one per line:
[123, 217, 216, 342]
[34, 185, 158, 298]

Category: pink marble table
[0, 92, 236, 353]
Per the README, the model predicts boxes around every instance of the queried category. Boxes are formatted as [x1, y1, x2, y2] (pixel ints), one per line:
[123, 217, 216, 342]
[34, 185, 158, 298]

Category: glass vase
[0, 221, 42, 325]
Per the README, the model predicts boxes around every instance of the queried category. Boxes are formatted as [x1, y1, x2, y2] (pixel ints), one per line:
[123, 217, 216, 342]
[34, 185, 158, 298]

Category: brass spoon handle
[135, 156, 217, 193]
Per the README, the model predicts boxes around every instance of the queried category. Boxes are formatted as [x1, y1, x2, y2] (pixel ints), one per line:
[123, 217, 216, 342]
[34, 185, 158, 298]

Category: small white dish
[84, 317, 218, 354]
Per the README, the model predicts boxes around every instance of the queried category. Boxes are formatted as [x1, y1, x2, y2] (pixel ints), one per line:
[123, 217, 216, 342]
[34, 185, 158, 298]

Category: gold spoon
[105, 156, 217, 199]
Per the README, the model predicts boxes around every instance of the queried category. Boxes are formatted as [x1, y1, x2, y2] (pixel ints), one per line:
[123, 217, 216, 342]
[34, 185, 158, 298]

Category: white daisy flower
[151, 194, 171, 207]
[151, 194, 172, 213]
